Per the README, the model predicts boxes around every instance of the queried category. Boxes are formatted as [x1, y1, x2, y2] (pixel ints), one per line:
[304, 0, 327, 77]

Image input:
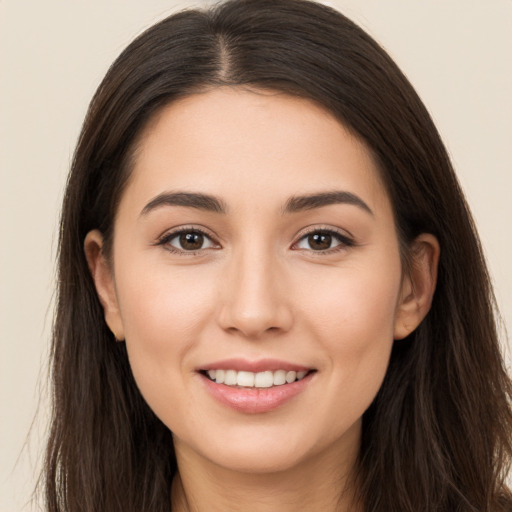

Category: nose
[217, 246, 294, 339]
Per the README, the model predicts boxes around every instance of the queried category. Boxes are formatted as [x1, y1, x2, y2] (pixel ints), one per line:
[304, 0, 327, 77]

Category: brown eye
[163, 229, 216, 252]
[295, 229, 353, 252]
[179, 232, 204, 251]
[307, 233, 332, 251]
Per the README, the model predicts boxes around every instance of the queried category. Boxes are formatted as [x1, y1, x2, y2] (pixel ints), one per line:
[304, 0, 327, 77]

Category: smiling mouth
[201, 369, 315, 388]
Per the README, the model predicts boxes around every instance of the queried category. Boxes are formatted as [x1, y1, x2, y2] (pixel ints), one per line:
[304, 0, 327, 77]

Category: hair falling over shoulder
[41, 1, 512, 510]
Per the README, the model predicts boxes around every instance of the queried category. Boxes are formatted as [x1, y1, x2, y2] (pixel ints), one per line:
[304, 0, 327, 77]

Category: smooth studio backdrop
[1, 1, 511, 510]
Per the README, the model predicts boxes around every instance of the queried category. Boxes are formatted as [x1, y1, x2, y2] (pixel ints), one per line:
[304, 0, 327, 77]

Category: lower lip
[200, 373, 314, 414]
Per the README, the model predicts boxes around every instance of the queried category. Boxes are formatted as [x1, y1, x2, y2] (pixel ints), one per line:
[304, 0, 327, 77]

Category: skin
[85, 88, 439, 512]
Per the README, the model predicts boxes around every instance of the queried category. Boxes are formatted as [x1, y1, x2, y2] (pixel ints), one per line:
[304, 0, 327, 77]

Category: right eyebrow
[283, 190, 373, 216]
[140, 191, 227, 216]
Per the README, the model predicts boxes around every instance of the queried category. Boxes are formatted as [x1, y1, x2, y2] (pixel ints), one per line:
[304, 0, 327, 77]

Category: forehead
[122, 87, 390, 215]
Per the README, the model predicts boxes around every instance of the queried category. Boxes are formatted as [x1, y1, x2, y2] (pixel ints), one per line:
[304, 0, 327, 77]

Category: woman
[42, 0, 512, 510]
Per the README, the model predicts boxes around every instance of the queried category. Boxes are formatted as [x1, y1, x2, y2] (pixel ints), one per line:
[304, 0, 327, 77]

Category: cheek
[114, 262, 218, 398]
[299, 259, 401, 403]
[118, 260, 217, 337]
[302, 258, 400, 337]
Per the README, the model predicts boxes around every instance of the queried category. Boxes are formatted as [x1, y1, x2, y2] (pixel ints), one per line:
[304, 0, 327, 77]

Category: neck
[171, 428, 362, 512]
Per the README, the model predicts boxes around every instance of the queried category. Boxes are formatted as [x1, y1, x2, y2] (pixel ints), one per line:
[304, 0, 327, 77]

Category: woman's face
[89, 88, 426, 475]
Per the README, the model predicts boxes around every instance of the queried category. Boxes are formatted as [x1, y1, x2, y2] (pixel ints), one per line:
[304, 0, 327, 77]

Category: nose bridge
[218, 237, 292, 337]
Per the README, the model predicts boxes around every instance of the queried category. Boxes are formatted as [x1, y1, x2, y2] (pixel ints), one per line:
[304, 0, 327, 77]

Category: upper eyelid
[156, 225, 218, 243]
[154, 224, 354, 249]
[156, 227, 221, 255]
[294, 225, 354, 241]
[292, 226, 356, 250]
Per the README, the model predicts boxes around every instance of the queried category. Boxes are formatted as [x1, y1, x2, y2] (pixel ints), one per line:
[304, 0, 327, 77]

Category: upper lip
[198, 358, 313, 373]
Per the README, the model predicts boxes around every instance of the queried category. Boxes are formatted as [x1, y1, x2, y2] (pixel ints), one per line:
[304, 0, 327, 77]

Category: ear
[84, 230, 125, 341]
[394, 233, 440, 340]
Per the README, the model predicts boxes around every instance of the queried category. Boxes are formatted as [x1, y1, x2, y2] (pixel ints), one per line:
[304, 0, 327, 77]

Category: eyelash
[292, 227, 355, 254]
[155, 226, 355, 255]
[156, 226, 219, 255]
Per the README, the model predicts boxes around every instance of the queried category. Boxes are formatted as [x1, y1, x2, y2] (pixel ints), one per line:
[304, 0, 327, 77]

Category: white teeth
[254, 371, 274, 388]
[285, 370, 297, 383]
[237, 371, 255, 387]
[206, 369, 310, 387]
[224, 369, 237, 385]
[273, 370, 286, 385]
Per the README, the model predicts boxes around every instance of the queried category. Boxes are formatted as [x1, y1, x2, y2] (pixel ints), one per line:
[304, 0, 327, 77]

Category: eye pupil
[180, 232, 204, 250]
[308, 233, 332, 250]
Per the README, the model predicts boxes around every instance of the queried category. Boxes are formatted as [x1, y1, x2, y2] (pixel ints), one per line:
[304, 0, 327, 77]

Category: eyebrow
[140, 192, 227, 216]
[283, 191, 373, 215]
[140, 189, 373, 217]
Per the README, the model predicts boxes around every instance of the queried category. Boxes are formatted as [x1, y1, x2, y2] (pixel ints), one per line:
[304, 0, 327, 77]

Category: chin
[172, 422, 314, 475]
[206, 442, 309, 475]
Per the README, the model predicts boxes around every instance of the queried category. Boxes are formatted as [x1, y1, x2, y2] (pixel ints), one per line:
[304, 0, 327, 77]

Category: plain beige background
[1, 1, 511, 510]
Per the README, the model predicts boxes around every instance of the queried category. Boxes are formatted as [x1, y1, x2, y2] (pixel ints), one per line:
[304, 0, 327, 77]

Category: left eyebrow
[283, 191, 373, 216]
[140, 191, 227, 216]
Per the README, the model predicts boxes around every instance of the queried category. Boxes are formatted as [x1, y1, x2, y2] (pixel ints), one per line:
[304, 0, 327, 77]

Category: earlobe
[394, 233, 440, 340]
[84, 230, 125, 341]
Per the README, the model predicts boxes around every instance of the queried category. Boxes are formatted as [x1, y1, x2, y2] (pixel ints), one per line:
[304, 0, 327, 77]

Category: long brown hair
[43, 1, 512, 510]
